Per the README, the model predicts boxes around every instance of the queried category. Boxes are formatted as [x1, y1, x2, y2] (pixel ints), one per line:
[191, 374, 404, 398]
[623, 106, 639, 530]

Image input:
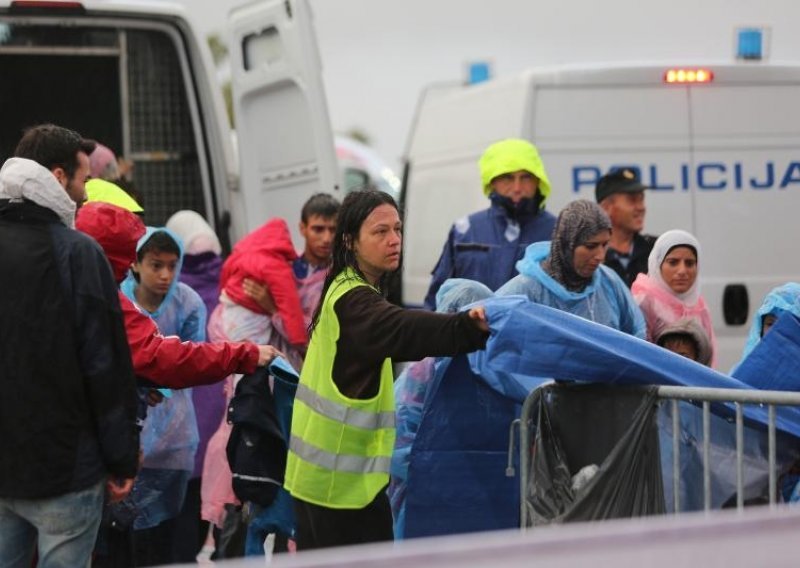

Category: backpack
[226, 368, 287, 507]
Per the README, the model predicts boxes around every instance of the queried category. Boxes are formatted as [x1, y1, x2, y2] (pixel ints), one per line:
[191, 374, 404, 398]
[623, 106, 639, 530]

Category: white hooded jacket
[0, 157, 76, 227]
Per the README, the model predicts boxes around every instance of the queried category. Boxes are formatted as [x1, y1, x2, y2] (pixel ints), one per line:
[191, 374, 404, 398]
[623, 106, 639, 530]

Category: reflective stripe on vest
[294, 383, 396, 431]
[289, 434, 392, 474]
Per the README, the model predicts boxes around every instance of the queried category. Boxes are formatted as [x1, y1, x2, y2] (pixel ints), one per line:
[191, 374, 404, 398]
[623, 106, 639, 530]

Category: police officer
[423, 138, 556, 309]
[595, 168, 657, 287]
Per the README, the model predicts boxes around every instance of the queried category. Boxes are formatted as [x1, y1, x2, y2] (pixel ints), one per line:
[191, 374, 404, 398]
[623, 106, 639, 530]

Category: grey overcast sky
[176, 0, 800, 170]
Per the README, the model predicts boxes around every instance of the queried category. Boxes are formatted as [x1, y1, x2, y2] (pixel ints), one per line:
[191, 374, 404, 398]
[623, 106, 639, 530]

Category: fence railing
[508, 383, 800, 530]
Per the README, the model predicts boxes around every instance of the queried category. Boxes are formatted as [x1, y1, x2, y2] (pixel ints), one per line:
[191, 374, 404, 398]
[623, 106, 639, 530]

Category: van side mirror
[723, 284, 749, 326]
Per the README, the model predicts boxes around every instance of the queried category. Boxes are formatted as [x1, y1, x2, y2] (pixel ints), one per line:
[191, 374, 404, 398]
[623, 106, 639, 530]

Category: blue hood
[121, 226, 185, 318]
[515, 240, 604, 300]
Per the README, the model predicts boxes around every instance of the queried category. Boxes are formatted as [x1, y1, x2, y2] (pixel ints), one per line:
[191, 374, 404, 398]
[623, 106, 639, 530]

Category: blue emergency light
[737, 28, 763, 60]
[468, 61, 491, 85]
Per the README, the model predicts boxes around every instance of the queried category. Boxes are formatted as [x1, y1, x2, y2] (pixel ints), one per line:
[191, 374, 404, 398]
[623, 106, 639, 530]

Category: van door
[227, 0, 339, 244]
[689, 81, 800, 369]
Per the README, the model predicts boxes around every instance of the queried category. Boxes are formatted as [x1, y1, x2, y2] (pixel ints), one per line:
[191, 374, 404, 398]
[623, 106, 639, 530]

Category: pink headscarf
[632, 230, 717, 367]
[89, 143, 118, 179]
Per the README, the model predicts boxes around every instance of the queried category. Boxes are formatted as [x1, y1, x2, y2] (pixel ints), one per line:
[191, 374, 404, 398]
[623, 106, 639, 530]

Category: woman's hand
[243, 278, 276, 314]
[256, 344, 284, 366]
[467, 306, 489, 333]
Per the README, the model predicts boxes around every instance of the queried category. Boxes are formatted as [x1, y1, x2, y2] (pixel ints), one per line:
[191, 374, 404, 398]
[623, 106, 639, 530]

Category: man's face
[52, 151, 91, 205]
[300, 214, 336, 265]
[490, 170, 539, 204]
[601, 191, 646, 234]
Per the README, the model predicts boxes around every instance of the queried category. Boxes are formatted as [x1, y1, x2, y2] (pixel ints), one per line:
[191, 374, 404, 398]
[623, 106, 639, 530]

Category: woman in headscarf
[631, 229, 717, 367]
[497, 199, 645, 337]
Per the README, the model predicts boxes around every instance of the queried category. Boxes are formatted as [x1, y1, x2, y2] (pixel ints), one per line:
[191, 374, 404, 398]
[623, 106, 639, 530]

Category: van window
[242, 27, 283, 71]
[0, 20, 207, 225]
[343, 167, 370, 193]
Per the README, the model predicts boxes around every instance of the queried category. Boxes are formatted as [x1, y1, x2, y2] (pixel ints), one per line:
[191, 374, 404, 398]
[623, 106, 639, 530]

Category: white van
[0, 0, 339, 248]
[402, 63, 800, 369]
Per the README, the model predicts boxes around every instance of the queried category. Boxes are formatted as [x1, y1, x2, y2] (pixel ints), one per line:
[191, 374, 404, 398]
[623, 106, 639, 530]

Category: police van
[0, 0, 339, 248]
[402, 63, 800, 369]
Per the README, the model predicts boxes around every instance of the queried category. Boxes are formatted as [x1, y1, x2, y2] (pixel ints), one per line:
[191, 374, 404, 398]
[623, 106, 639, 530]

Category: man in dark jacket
[596, 168, 658, 288]
[0, 124, 140, 567]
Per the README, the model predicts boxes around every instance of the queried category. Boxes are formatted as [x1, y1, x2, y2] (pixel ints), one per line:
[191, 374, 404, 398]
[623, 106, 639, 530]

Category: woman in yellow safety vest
[284, 189, 489, 550]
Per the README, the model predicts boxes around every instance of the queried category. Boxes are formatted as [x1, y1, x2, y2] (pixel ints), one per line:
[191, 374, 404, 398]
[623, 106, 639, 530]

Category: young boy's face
[300, 214, 336, 265]
[134, 250, 179, 297]
[662, 337, 698, 362]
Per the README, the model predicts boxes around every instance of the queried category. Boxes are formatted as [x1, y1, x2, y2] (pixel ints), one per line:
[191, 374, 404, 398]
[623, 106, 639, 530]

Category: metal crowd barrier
[508, 384, 800, 531]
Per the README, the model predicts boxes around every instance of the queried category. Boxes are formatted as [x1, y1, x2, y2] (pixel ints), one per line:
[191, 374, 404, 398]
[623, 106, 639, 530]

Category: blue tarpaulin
[397, 297, 800, 538]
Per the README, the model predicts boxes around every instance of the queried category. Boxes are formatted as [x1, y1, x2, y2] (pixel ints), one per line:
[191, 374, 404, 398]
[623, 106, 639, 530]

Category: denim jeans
[0, 480, 105, 568]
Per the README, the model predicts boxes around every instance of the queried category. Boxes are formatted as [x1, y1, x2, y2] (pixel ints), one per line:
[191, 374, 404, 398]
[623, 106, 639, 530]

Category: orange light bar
[664, 68, 714, 84]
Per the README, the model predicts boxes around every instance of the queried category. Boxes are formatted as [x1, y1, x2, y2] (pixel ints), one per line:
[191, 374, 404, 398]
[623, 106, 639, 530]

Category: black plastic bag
[526, 383, 665, 526]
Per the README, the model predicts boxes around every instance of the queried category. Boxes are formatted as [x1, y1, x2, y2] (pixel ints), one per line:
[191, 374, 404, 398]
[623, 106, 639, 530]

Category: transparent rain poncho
[497, 241, 646, 338]
[121, 227, 204, 529]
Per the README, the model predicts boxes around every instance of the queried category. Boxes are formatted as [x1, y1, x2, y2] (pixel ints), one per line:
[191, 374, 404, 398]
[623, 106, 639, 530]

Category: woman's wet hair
[309, 189, 399, 335]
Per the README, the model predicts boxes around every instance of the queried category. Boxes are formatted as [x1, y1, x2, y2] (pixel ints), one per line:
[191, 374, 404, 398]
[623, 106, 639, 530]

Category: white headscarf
[165, 209, 222, 256]
[0, 157, 76, 227]
[647, 229, 702, 306]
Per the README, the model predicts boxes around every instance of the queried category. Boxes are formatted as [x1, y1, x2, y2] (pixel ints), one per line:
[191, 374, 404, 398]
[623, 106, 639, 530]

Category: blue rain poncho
[732, 283, 800, 372]
[496, 241, 646, 338]
[390, 279, 493, 538]
[121, 226, 206, 529]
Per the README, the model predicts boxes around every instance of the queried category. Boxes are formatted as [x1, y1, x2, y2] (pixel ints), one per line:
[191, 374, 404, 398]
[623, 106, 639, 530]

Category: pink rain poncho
[631, 229, 717, 367]
[200, 257, 326, 528]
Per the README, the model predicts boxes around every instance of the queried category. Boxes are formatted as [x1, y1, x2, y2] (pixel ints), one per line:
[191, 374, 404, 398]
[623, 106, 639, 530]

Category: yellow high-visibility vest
[284, 268, 395, 509]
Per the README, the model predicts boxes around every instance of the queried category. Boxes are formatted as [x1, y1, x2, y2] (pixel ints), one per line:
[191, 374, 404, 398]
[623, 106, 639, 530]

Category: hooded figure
[733, 283, 800, 371]
[77, 200, 260, 390]
[654, 318, 713, 367]
[389, 278, 494, 538]
[120, 227, 205, 531]
[86, 178, 143, 215]
[220, 218, 307, 347]
[497, 200, 645, 338]
[423, 138, 556, 309]
[166, 210, 224, 315]
[631, 229, 717, 366]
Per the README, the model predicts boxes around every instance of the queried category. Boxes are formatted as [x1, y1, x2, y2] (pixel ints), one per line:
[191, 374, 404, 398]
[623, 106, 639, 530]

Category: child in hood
[220, 218, 307, 350]
[120, 228, 205, 563]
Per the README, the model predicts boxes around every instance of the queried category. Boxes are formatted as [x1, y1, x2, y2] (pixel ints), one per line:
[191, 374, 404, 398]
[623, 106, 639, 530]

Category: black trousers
[293, 488, 393, 550]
